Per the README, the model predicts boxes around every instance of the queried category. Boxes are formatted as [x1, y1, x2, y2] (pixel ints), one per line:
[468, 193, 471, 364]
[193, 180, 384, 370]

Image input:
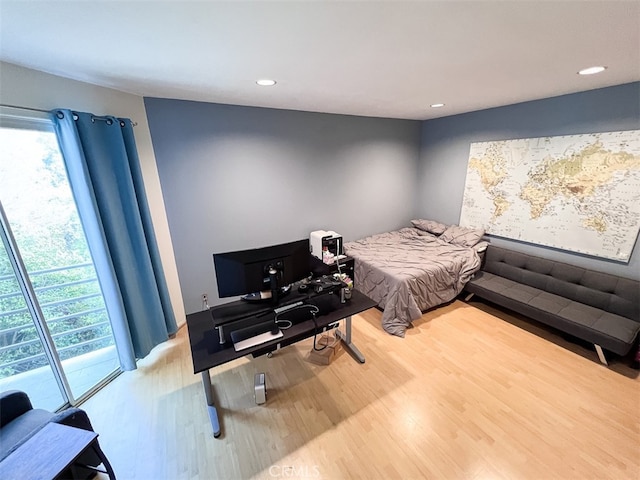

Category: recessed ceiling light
[256, 79, 276, 86]
[578, 66, 607, 75]
[430, 103, 445, 108]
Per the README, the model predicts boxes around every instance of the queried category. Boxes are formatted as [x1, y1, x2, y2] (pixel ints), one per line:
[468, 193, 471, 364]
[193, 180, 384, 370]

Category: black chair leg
[92, 442, 116, 480]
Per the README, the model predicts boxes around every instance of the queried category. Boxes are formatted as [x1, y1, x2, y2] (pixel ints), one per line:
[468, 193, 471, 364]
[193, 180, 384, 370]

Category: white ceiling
[1, 1, 639, 120]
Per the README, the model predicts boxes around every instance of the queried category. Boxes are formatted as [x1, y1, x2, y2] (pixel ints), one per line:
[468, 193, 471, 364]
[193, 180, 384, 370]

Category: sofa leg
[464, 292, 474, 301]
[594, 344, 608, 365]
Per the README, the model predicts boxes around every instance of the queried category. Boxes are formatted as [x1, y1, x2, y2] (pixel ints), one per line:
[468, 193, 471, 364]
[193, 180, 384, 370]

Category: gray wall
[417, 82, 640, 279]
[145, 99, 421, 313]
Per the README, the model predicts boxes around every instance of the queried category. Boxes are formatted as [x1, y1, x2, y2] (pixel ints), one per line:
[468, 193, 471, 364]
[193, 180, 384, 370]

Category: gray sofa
[464, 246, 640, 365]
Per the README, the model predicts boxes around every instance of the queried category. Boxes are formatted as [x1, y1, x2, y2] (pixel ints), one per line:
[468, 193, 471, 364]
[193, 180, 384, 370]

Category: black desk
[186, 289, 377, 437]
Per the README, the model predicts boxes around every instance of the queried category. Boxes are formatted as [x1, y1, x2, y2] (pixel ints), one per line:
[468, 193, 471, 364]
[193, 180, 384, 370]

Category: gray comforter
[344, 227, 481, 336]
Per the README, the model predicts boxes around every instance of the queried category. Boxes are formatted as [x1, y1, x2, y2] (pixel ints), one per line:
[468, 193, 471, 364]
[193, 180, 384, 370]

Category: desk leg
[201, 370, 221, 438]
[335, 315, 365, 363]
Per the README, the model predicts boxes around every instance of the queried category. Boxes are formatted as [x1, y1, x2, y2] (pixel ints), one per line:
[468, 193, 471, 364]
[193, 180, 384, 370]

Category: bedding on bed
[344, 226, 482, 337]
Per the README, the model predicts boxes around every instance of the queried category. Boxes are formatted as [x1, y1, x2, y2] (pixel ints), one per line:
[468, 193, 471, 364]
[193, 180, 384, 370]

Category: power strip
[273, 301, 303, 315]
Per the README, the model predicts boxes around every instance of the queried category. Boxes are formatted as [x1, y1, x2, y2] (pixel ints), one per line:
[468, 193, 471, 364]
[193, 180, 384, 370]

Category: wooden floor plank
[83, 300, 640, 479]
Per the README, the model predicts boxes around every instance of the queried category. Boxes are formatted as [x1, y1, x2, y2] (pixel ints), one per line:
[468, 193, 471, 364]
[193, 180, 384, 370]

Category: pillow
[411, 219, 447, 235]
[440, 225, 485, 247]
[474, 240, 490, 253]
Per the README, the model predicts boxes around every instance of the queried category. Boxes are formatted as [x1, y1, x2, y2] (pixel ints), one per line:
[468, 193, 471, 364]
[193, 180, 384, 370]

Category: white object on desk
[233, 330, 283, 352]
[310, 230, 343, 260]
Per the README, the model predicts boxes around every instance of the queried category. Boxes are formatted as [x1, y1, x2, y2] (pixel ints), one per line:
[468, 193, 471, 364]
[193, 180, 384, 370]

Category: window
[0, 108, 120, 409]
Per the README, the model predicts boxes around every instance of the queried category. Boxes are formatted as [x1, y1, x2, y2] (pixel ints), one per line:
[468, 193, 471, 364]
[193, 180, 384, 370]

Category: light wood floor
[83, 300, 640, 480]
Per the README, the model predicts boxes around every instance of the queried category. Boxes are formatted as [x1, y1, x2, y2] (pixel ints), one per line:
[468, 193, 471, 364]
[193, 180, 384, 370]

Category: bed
[344, 220, 486, 337]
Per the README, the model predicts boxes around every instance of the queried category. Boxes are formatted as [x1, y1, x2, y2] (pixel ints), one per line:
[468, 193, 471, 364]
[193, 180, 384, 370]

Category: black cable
[274, 303, 328, 350]
[310, 309, 328, 351]
[274, 304, 319, 330]
[275, 319, 293, 329]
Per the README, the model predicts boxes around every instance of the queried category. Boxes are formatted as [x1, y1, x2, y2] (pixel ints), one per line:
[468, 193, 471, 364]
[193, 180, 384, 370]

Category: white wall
[0, 62, 186, 325]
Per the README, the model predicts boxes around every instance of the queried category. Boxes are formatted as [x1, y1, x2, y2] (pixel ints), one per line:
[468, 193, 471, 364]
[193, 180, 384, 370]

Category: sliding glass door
[0, 112, 120, 407]
[0, 236, 67, 411]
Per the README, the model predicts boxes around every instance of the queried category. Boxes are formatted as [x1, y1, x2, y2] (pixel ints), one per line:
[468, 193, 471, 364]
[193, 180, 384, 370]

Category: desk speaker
[254, 372, 266, 404]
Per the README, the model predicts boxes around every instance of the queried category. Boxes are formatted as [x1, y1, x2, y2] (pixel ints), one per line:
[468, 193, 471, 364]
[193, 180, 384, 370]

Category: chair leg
[594, 344, 608, 366]
[91, 442, 116, 479]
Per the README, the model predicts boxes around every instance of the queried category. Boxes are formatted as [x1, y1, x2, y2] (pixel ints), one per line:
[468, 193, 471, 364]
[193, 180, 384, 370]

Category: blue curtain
[51, 109, 177, 370]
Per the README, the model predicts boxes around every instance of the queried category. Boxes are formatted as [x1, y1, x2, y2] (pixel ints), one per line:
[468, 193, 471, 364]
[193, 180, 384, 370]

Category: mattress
[344, 227, 482, 336]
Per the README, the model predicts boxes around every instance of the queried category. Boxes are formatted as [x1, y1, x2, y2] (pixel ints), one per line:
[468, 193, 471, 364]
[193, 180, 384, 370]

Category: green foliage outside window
[0, 127, 115, 378]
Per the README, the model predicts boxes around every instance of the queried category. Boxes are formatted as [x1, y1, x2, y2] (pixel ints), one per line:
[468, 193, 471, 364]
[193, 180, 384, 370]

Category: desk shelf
[310, 255, 355, 283]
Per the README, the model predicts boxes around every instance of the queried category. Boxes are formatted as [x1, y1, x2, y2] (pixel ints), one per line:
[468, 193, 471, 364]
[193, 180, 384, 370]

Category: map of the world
[459, 130, 640, 261]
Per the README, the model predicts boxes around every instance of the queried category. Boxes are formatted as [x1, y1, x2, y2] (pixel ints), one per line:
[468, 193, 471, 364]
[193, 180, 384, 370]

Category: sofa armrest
[0, 390, 33, 427]
[51, 407, 106, 469]
[51, 407, 95, 432]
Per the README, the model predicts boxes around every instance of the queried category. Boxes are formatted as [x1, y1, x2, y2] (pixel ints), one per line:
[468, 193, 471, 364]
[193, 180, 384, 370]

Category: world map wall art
[459, 130, 640, 262]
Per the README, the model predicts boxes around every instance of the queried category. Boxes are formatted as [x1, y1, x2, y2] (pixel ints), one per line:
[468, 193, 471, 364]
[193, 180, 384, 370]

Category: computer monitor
[213, 239, 311, 303]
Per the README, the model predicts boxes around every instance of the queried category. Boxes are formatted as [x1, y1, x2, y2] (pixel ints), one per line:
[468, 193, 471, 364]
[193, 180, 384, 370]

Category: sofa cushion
[467, 271, 640, 355]
[558, 302, 640, 346]
[0, 408, 53, 461]
[483, 247, 640, 321]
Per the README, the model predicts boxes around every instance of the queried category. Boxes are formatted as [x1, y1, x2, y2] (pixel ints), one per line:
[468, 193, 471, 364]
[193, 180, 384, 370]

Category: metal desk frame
[187, 289, 376, 437]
